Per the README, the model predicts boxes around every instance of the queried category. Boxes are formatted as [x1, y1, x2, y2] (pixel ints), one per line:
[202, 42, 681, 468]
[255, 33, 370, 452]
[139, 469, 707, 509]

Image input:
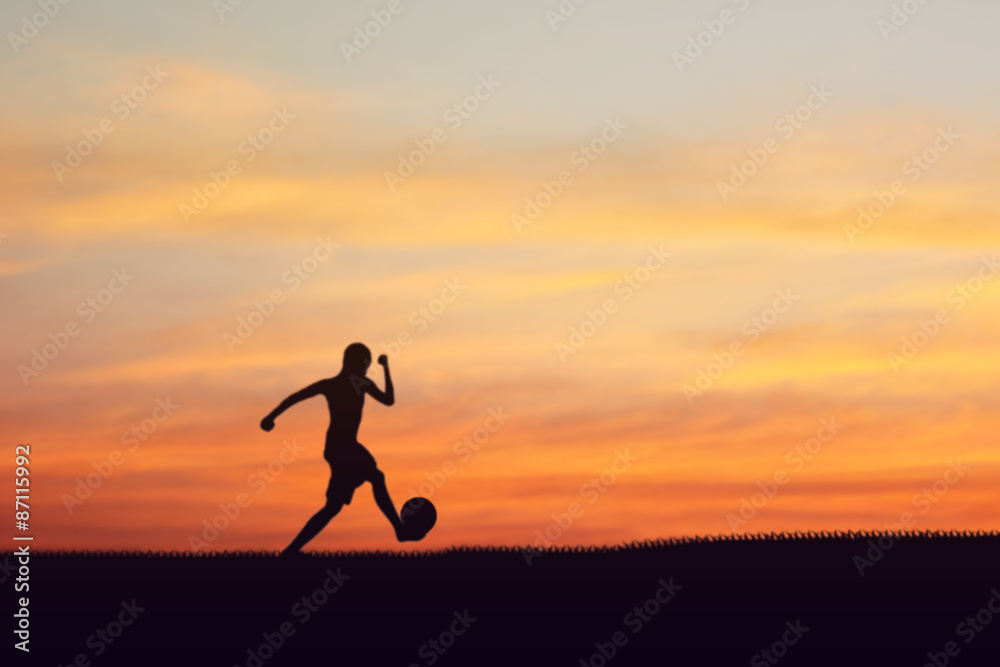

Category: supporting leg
[282, 501, 342, 556]
[370, 469, 406, 541]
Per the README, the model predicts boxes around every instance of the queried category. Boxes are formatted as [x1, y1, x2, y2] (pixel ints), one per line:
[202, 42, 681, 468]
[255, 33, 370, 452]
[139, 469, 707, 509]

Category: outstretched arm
[365, 355, 395, 406]
[261, 381, 326, 431]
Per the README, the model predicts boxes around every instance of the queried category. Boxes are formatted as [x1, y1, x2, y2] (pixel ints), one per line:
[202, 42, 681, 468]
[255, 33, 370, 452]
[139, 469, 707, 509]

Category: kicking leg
[370, 469, 408, 541]
[282, 501, 342, 556]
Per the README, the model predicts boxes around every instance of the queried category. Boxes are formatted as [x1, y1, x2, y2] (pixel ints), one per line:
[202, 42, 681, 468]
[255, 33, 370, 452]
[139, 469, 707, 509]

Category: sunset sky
[2, 0, 999, 552]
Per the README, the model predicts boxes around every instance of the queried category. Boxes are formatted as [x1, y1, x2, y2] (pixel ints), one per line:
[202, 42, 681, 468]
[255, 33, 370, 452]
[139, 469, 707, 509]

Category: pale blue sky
[4, 0, 999, 140]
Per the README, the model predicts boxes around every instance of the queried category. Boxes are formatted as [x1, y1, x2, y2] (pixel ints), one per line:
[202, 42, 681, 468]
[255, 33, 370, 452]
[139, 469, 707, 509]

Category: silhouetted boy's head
[342, 343, 372, 374]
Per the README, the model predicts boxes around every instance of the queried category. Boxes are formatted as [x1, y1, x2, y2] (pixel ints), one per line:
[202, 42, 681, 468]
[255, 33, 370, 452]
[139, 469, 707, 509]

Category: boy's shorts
[323, 441, 378, 505]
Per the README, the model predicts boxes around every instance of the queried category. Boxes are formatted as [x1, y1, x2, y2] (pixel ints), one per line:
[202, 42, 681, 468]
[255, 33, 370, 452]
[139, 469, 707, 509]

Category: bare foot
[395, 527, 420, 543]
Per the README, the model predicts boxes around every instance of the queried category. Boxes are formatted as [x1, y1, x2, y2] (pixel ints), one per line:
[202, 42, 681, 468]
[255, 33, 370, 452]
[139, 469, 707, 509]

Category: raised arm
[261, 380, 326, 431]
[365, 355, 395, 406]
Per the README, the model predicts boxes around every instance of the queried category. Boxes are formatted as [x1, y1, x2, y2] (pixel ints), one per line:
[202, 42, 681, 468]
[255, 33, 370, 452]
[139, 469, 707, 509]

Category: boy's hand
[260, 416, 275, 432]
[377, 354, 389, 367]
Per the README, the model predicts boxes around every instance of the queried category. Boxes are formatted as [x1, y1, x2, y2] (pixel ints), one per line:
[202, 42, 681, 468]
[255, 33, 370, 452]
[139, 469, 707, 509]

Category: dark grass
[8, 531, 1000, 666]
[32, 527, 1000, 556]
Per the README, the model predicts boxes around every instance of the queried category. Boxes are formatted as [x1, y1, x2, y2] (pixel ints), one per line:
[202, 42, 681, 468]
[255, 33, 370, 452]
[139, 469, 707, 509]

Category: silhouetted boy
[261, 343, 409, 555]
